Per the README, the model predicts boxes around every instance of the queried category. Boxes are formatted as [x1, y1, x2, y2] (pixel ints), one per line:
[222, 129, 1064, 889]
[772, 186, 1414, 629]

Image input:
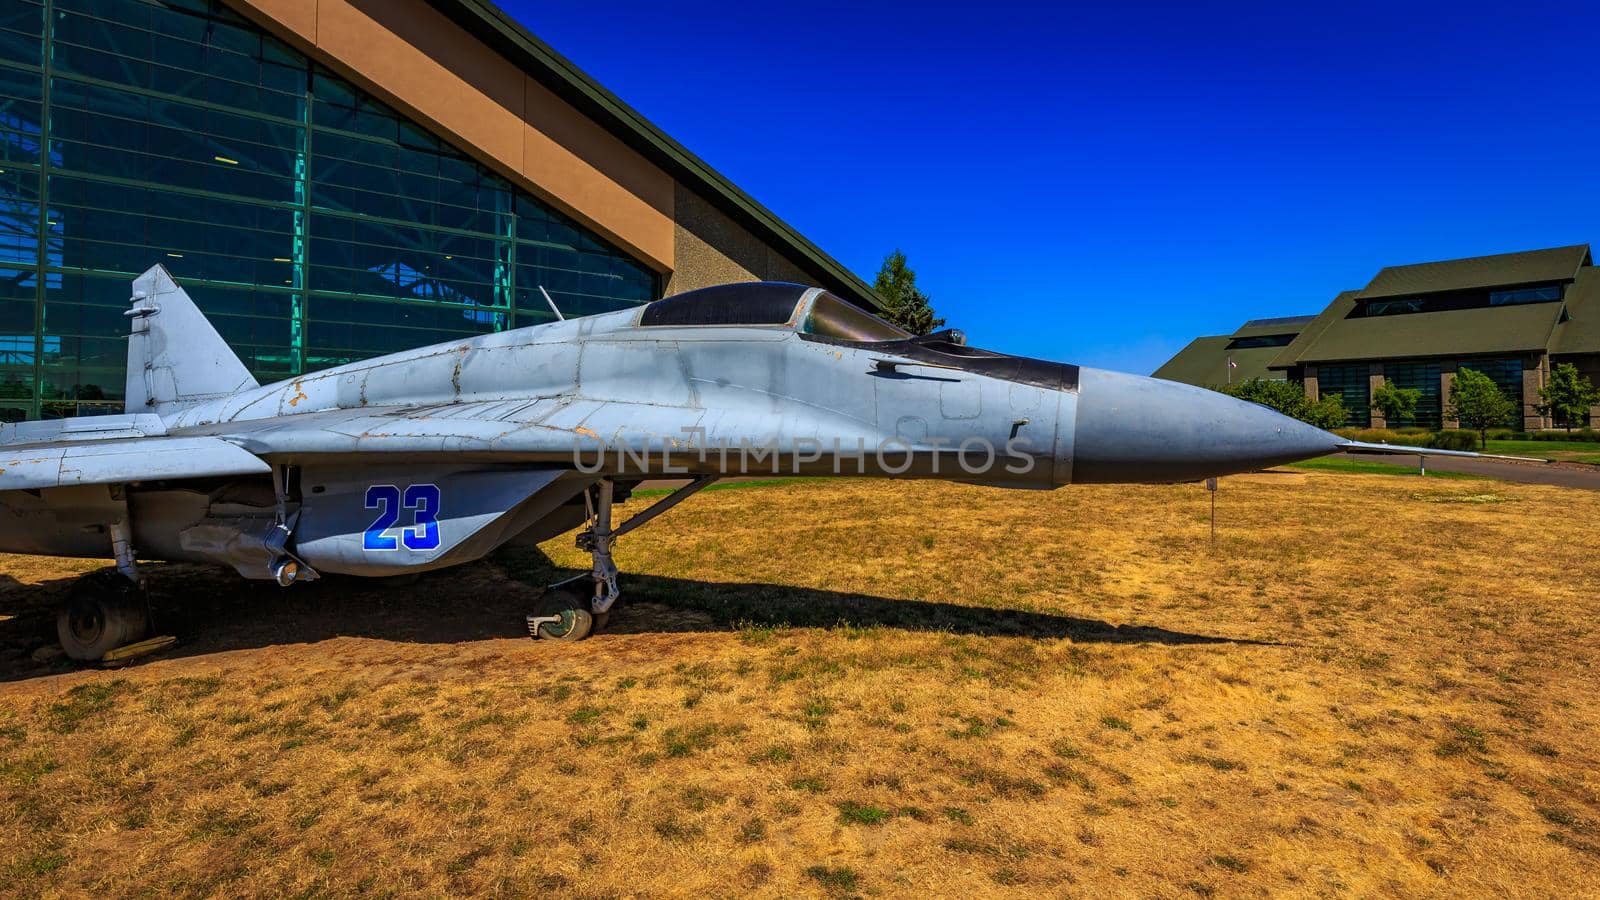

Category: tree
[1220, 377, 1348, 430]
[1449, 367, 1517, 448]
[872, 249, 945, 335]
[1537, 362, 1599, 431]
[1370, 378, 1421, 425]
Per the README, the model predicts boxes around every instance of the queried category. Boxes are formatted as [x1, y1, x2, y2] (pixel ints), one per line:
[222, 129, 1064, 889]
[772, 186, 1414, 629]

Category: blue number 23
[363, 483, 441, 551]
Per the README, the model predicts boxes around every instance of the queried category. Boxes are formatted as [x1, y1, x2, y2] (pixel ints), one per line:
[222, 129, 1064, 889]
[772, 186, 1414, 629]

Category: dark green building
[1153, 315, 1315, 387]
[1156, 244, 1600, 430]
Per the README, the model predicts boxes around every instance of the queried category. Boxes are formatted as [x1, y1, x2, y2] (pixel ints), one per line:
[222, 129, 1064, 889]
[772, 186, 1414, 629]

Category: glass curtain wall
[1384, 361, 1442, 429]
[1458, 358, 1524, 429]
[1314, 364, 1369, 427]
[0, 0, 658, 420]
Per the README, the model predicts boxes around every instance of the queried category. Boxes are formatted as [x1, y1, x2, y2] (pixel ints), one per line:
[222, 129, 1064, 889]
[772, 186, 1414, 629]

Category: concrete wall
[1367, 364, 1386, 427]
[664, 184, 813, 295]
[1521, 352, 1551, 431]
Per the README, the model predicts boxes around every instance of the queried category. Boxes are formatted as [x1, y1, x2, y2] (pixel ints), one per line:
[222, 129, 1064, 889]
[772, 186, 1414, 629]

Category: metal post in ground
[1206, 476, 1218, 541]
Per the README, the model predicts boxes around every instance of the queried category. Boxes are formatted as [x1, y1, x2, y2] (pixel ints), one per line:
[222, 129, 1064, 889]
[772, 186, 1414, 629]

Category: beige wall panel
[315, 0, 525, 176]
[522, 77, 674, 268]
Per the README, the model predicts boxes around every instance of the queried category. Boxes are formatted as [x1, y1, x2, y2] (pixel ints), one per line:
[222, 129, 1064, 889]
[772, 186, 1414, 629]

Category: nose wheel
[526, 586, 607, 641]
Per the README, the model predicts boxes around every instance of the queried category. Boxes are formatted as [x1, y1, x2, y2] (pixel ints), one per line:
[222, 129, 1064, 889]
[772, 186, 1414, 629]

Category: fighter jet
[0, 266, 1489, 660]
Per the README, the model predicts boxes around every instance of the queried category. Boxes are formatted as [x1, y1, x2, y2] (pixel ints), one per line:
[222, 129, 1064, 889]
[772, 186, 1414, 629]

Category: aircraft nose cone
[1068, 368, 1343, 484]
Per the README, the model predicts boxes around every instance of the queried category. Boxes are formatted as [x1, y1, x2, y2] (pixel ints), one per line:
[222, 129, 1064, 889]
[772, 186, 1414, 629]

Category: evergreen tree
[872, 250, 946, 335]
[1536, 362, 1599, 431]
[1449, 367, 1518, 448]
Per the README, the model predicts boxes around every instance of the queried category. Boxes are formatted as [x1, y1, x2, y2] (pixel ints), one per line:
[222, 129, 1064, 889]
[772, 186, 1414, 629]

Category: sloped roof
[1268, 291, 1360, 369]
[426, 0, 882, 309]
[1357, 244, 1591, 300]
[1229, 315, 1316, 340]
[1551, 267, 1600, 355]
[1153, 336, 1228, 383]
[1153, 336, 1289, 386]
[1287, 301, 1565, 364]
[1156, 313, 1316, 384]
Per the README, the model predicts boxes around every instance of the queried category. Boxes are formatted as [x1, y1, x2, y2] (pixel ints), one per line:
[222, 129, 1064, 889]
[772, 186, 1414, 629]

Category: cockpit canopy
[638, 282, 911, 342]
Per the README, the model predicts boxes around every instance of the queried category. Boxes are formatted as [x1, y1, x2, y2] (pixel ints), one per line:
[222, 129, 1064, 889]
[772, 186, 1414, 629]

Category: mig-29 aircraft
[0, 266, 1487, 660]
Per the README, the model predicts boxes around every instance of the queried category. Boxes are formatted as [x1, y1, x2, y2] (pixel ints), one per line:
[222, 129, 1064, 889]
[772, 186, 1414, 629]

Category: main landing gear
[526, 475, 716, 641]
[57, 521, 152, 661]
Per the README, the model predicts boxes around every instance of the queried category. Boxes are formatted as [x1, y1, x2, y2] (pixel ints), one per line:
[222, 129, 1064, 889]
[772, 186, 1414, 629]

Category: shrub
[1333, 428, 1430, 447]
[1510, 429, 1600, 443]
[1333, 429, 1489, 451]
[1426, 431, 1479, 451]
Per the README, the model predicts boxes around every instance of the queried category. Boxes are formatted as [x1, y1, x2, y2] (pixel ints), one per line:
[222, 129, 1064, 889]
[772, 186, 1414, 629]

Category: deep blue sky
[500, 1, 1600, 374]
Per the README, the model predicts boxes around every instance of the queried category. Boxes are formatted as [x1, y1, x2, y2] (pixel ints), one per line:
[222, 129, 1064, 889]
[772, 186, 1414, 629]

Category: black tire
[56, 572, 149, 661]
[535, 588, 594, 642]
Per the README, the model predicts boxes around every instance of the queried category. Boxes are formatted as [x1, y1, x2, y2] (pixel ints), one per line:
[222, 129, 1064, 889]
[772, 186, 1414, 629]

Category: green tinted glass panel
[0, 2, 44, 69]
[0, 168, 41, 266]
[1317, 364, 1369, 428]
[1386, 362, 1442, 430]
[1459, 358, 1523, 428]
[0, 266, 38, 378]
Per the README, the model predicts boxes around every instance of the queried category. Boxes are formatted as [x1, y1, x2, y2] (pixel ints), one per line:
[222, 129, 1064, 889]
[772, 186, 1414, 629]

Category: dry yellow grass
[2, 471, 1598, 897]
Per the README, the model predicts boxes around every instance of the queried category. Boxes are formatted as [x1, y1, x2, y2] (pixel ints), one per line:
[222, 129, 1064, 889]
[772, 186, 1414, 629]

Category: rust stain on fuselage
[287, 380, 309, 408]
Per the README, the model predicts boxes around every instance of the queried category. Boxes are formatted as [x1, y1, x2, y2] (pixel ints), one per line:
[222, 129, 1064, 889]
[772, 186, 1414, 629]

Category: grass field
[1482, 440, 1600, 466]
[2, 471, 1598, 897]
[1286, 457, 1481, 478]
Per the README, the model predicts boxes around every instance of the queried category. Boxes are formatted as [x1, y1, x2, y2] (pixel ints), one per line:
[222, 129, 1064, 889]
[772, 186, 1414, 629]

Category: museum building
[1154, 244, 1600, 431]
[0, 0, 881, 421]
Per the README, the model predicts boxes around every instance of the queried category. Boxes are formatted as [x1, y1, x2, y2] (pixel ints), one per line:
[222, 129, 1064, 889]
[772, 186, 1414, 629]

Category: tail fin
[125, 264, 258, 414]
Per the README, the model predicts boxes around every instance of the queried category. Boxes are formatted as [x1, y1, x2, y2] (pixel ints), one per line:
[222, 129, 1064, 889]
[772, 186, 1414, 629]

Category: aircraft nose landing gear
[525, 475, 716, 641]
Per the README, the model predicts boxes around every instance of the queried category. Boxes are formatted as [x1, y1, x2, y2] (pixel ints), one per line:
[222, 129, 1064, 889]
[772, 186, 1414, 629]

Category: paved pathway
[1336, 451, 1600, 491]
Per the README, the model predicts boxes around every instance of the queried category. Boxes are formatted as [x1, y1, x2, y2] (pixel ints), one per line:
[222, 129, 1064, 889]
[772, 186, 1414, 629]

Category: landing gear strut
[57, 520, 151, 661]
[526, 475, 716, 641]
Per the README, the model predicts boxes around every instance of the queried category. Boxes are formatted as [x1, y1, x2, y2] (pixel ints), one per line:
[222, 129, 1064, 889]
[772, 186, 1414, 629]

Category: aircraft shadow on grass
[0, 547, 1276, 683]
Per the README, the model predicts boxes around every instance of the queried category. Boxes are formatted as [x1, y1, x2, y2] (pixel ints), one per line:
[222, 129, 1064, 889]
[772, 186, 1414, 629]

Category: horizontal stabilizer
[126, 264, 258, 414]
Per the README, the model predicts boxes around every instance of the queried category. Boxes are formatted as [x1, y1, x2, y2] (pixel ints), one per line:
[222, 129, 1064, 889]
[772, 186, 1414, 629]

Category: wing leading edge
[0, 435, 271, 492]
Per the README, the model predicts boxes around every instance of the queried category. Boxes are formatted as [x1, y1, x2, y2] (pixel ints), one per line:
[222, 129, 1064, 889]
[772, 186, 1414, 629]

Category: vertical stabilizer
[125, 265, 258, 414]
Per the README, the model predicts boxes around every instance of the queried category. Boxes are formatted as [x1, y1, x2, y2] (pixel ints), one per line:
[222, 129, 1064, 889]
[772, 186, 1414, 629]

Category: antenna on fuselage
[538, 285, 566, 322]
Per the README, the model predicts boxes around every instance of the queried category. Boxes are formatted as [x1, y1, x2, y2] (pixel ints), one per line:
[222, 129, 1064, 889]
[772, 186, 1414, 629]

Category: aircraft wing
[188, 398, 875, 463]
[0, 435, 271, 491]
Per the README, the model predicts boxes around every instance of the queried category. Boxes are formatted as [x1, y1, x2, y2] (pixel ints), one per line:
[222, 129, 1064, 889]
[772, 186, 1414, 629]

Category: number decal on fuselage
[363, 483, 442, 551]
[401, 484, 441, 550]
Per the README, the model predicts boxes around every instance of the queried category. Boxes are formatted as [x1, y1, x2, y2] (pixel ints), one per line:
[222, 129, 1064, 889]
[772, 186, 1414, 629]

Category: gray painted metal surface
[0, 265, 1487, 616]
